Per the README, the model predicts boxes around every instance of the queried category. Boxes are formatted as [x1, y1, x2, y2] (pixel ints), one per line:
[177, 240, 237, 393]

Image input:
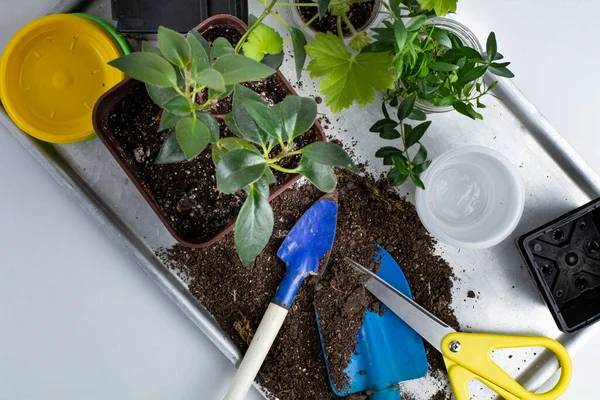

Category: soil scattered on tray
[105, 25, 317, 244]
[160, 171, 457, 399]
[298, 0, 377, 37]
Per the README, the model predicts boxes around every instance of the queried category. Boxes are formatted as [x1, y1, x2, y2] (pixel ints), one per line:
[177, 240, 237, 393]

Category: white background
[1, 0, 599, 398]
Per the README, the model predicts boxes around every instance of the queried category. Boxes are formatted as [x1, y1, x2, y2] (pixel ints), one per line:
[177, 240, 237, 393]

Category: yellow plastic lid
[0, 14, 125, 143]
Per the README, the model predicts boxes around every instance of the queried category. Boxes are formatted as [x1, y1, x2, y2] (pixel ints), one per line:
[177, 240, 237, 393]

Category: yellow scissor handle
[441, 332, 572, 400]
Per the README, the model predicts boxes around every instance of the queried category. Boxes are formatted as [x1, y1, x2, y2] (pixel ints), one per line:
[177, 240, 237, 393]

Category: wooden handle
[224, 303, 289, 400]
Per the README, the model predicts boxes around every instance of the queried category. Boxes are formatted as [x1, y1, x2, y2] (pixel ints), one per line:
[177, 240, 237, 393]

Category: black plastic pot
[518, 197, 600, 333]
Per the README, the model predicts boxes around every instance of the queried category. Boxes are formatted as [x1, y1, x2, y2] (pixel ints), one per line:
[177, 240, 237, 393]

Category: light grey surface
[1, 0, 600, 399]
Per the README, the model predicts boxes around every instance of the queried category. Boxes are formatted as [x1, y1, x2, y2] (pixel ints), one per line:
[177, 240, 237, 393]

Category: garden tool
[317, 244, 428, 400]
[347, 258, 574, 400]
[225, 193, 339, 400]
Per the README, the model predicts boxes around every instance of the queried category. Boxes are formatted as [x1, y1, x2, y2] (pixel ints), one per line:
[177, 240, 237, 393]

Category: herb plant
[109, 27, 356, 265]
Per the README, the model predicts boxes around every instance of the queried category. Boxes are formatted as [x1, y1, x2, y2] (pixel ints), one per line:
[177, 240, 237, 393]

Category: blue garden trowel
[317, 244, 429, 400]
[225, 193, 339, 400]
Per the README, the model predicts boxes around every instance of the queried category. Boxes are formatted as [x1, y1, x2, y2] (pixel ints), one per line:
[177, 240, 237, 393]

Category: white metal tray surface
[2, 1, 600, 398]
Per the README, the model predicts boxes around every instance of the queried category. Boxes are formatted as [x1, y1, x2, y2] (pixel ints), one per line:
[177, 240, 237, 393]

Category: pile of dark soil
[160, 171, 458, 399]
[297, 0, 377, 37]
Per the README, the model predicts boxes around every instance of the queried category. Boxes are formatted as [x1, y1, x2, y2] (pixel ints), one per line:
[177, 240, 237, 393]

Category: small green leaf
[158, 27, 190, 68]
[394, 19, 407, 50]
[397, 94, 417, 120]
[156, 130, 187, 164]
[290, 27, 307, 81]
[212, 54, 275, 84]
[381, 102, 391, 119]
[163, 96, 193, 116]
[301, 142, 357, 172]
[408, 109, 427, 121]
[452, 101, 475, 119]
[413, 144, 428, 165]
[466, 103, 483, 120]
[159, 110, 185, 131]
[476, 99, 486, 109]
[457, 65, 488, 85]
[486, 32, 497, 61]
[196, 112, 220, 143]
[380, 128, 401, 140]
[349, 32, 372, 52]
[278, 96, 317, 142]
[242, 24, 284, 62]
[405, 121, 431, 147]
[299, 157, 337, 193]
[488, 66, 515, 78]
[392, 156, 409, 174]
[411, 173, 425, 189]
[387, 167, 409, 186]
[175, 118, 210, 160]
[429, 61, 459, 72]
[234, 84, 282, 143]
[109, 53, 178, 87]
[405, 15, 427, 32]
[234, 183, 274, 265]
[431, 29, 452, 48]
[194, 68, 226, 93]
[375, 147, 405, 159]
[211, 137, 259, 164]
[261, 51, 284, 70]
[317, 0, 331, 19]
[216, 149, 267, 193]
[369, 119, 397, 133]
[417, 0, 458, 16]
[211, 37, 235, 58]
[413, 160, 432, 174]
[187, 30, 210, 77]
[463, 83, 474, 96]
[146, 83, 178, 107]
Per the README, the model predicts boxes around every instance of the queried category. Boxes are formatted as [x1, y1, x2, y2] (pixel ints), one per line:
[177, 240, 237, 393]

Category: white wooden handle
[224, 302, 289, 400]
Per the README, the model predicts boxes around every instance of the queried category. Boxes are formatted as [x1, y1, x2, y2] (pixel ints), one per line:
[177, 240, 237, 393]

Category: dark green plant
[109, 27, 357, 265]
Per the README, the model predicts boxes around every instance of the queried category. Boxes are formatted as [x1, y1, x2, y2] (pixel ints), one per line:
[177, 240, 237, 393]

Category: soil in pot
[297, 0, 377, 37]
[105, 25, 318, 243]
[159, 171, 458, 399]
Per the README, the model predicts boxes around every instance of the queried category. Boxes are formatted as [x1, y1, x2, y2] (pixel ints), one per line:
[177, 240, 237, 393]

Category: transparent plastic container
[415, 146, 525, 249]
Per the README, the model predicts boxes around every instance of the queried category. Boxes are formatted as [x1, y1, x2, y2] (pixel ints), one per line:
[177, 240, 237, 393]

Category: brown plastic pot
[92, 14, 326, 248]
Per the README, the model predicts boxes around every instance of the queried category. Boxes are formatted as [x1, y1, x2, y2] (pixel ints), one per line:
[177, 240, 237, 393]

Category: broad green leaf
[196, 112, 220, 143]
[213, 54, 275, 84]
[489, 66, 515, 78]
[349, 32, 371, 52]
[413, 144, 428, 165]
[486, 32, 497, 61]
[158, 27, 190, 68]
[142, 41, 162, 56]
[242, 24, 284, 62]
[428, 61, 459, 71]
[405, 121, 431, 147]
[175, 118, 210, 160]
[290, 27, 307, 81]
[369, 119, 397, 133]
[299, 157, 337, 193]
[405, 15, 427, 32]
[159, 110, 185, 131]
[222, 113, 245, 138]
[187, 30, 210, 77]
[387, 167, 409, 186]
[156, 130, 187, 164]
[317, 0, 331, 19]
[261, 51, 284, 70]
[193, 68, 226, 93]
[263, 167, 277, 185]
[416, 0, 458, 16]
[301, 142, 358, 172]
[163, 96, 193, 116]
[109, 53, 177, 87]
[216, 149, 267, 193]
[234, 184, 274, 265]
[278, 96, 317, 142]
[146, 83, 178, 107]
[394, 19, 407, 51]
[380, 128, 401, 139]
[431, 29, 452, 48]
[187, 30, 211, 58]
[397, 93, 417, 120]
[234, 84, 282, 143]
[457, 65, 488, 85]
[305, 32, 395, 112]
[211, 137, 259, 164]
[211, 37, 235, 58]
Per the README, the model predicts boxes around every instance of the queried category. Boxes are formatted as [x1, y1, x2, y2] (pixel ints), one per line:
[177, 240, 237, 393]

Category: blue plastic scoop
[317, 244, 428, 400]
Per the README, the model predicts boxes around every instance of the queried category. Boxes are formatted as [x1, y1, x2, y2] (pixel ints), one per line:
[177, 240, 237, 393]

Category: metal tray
[3, 1, 600, 398]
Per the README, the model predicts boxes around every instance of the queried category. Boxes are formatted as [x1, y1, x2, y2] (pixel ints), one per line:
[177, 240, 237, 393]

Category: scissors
[346, 258, 572, 400]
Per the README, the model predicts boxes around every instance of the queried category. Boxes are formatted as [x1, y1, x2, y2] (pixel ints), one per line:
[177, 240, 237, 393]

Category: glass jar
[415, 17, 484, 114]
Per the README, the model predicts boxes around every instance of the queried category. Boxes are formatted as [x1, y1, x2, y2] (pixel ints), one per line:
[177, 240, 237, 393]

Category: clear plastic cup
[415, 146, 525, 249]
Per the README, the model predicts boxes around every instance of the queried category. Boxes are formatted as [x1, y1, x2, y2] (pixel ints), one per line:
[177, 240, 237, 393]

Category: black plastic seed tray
[518, 197, 600, 333]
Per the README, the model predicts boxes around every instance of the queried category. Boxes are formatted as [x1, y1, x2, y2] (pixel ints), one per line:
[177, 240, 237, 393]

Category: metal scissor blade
[346, 257, 455, 353]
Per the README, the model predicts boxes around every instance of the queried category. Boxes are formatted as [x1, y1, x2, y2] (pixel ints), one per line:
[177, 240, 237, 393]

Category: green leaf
[381, 102, 391, 119]
[193, 68, 226, 93]
[413, 144, 428, 165]
[375, 147, 405, 159]
[405, 121, 431, 147]
[299, 157, 337, 193]
[242, 24, 284, 62]
[486, 32, 497, 61]
[163, 96, 193, 116]
[429, 61, 459, 71]
[466, 103, 483, 119]
[397, 93, 417, 120]
[413, 159, 432, 174]
[211, 37, 235, 58]
[392, 156, 409, 174]
[411, 173, 425, 189]
[158, 27, 190, 68]
[290, 27, 307, 81]
[305, 32, 395, 113]
[209, 84, 234, 100]
[159, 110, 185, 131]
[408, 108, 427, 121]
[212, 54, 276, 84]
[211, 137, 259, 164]
[394, 19, 407, 50]
[216, 149, 267, 193]
[453, 101, 475, 119]
[349, 32, 372, 52]
[369, 119, 397, 133]
[156, 130, 187, 164]
[234, 84, 282, 143]
[196, 112, 220, 143]
[109, 53, 178, 87]
[317, 0, 331, 19]
[278, 96, 317, 142]
[488, 66, 515, 78]
[476, 99, 486, 109]
[405, 15, 427, 32]
[431, 29, 452, 48]
[175, 117, 210, 160]
[142, 41, 162, 56]
[380, 128, 401, 139]
[146, 83, 178, 107]
[261, 51, 284, 70]
[387, 167, 409, 186]
[457, 65, 488, 85]
[416, 0, 458, 16]
[187, 30, 210, 77]
[301, 142, 357, 172]
[234, 183, 274, 265]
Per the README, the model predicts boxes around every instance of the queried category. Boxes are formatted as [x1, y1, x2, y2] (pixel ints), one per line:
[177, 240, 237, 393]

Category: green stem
[336, 16, 344, 40]
[399, 119, 412, 168]
[283, 10, 319, 44]
[270, 164, 298, 174]
[341, 13, 357, 35]
[270, 11, 290, 29]
[269, 149, 301, 163]
[235, 0, 278, 53]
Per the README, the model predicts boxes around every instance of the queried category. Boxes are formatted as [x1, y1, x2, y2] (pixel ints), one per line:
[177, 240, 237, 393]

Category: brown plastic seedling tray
[92, 14, 326, 248]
